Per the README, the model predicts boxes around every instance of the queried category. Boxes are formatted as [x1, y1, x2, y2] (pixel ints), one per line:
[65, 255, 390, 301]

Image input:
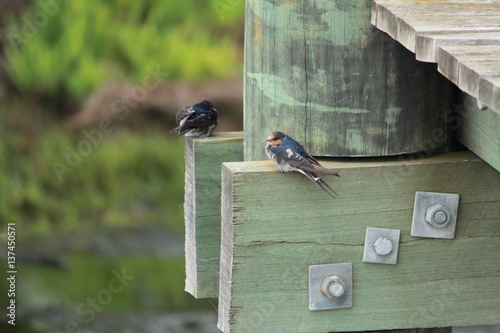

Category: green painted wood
[455, 93, 500, 172]
[218, 152, 500, 333]
[353, 330, 451, 333]
[184, 132, 243, 298]
[244, 0, 453, 160]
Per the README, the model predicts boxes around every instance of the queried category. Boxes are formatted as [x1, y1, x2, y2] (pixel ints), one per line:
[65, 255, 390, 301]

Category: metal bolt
[433, 210, 447, 224]
[320, 276, 345, 299]
[373, 237, 393, 256]
[425, 204, 451, 228]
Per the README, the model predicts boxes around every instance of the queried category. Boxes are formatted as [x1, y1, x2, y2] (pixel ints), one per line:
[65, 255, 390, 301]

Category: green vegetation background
[0, 0, 244, 330]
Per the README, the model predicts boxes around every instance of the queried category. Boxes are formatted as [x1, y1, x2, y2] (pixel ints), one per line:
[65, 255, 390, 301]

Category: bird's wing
[291, 149, 339, 176]
[267, 145, 338, 176]
[281, 136, 323, 166]
[175, 106, 195, 123]
[302, 151, 322, 166]
[187, 108, 217, 128]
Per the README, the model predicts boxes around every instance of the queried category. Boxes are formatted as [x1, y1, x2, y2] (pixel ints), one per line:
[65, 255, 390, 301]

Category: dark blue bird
[265, 131, 340, 198]
[169, 100, 218, 137]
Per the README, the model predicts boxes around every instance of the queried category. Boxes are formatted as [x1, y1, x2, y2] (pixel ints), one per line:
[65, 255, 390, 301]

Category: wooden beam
[244, 0, 453, 160]
[218, 152, 500, 333]
[184, 132, 243, 298]
[455, 93, 500, 172]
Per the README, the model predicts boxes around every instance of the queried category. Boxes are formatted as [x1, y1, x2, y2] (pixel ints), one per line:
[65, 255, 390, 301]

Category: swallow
[169, 100, 218, 137]
[265, 131, 340, 198]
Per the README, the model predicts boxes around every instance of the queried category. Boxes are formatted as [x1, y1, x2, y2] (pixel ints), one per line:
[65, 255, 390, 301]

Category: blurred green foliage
[0, 1, 241, 326]
[4, 0, 244, 100]
[0, 104, 185, 234]
[16, 255, 207, 312]
[0, 132, 185, 234]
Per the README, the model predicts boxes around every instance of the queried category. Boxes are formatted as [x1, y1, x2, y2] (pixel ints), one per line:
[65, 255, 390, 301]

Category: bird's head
[266, 131, 285, 146]
[195, 100, 214, 110]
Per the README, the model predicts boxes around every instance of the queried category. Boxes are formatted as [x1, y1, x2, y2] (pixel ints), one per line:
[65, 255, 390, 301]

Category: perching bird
[169, 100, 218, 137]
[265, 131, 340, 198]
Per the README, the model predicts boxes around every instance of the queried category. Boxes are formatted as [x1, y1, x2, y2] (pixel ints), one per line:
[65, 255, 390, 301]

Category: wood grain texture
[438, 44, 500, 113]
[184, 132, 243, 298]
[371, 0, 500, 114]
[415, 31, 500, 63]
[455, 93, 500, 172]
[218, 152, 500, 333]
[244, 0, 453, 160]
[372, 1, 500, 53]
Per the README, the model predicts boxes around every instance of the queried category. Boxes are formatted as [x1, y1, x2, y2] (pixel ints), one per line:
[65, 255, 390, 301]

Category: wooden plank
[244, 0, 453, 160]
[438, 44, 500, 114]
[455, 93, 500, 172]
[372, 1, 500, 53]
[218, 152, 500, 333]
[184, 132, 243, 298]
[415, 31, 500, 63]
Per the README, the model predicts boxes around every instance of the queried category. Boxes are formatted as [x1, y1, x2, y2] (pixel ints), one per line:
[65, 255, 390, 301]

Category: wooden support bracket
[184, 132, 243, 298]
[455, 94, 500, 173]
[218, 151, 500, 333]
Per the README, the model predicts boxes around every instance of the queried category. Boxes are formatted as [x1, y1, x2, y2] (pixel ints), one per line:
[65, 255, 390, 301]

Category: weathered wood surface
[438, 45, 500, 113]
[218, 151, 500, 333]
[371, 0, 500, 114]
[371, 1, 500, 56]
[455, 94, 500, 172]
[416, 31, 500, 63]
[244, 0, 453, 160]
[184, 132, 243, 298]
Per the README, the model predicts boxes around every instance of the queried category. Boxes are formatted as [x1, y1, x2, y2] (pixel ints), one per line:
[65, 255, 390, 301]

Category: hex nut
[373, 237, 393, 256]
[425, 204, 451, 228]
[320, 276, 345, 299]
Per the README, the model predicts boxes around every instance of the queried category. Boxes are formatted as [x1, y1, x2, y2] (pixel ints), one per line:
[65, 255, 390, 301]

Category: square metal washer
[308, 262, 352, 311]
[362, 227, 400, 264]
[411, 191, 459, 239]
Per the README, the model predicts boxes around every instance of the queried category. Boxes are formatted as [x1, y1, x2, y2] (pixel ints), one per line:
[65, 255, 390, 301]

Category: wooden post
[244, 0, 454, 160]
[184, 132, 243, 298]
[218, 152, 500, 333]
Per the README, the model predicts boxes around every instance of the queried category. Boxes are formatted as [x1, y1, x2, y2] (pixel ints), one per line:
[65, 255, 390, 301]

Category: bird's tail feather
[299, 170, 337, 199]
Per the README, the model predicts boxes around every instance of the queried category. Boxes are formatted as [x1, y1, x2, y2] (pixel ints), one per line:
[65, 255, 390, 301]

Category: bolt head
[328, 282, 345, 298]
[425, 204, 451, 228]
[373, 237, 393, 255]
[320, 276, 345, 299]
